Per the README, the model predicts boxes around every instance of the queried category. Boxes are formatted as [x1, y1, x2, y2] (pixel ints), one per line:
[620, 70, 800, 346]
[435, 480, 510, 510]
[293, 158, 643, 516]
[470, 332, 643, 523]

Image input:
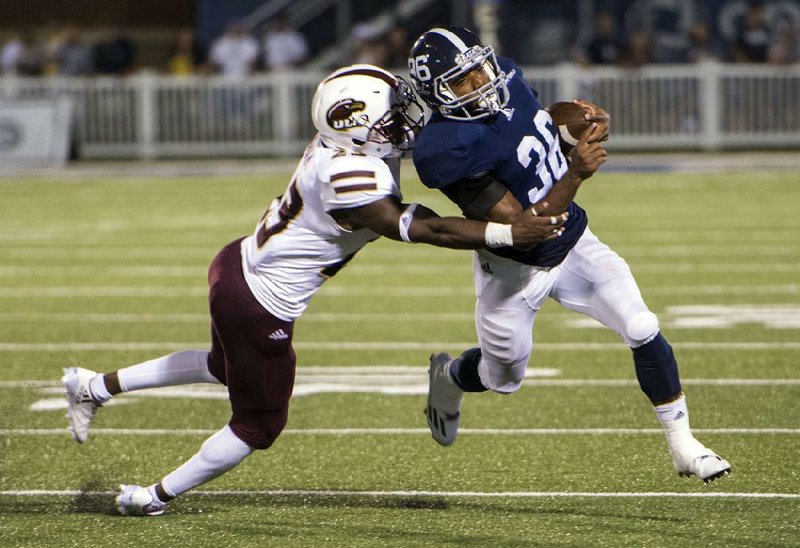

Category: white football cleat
[116, 484, 167, 516]
[62, 367, 101, 443]
[425, 352, 463, 446]
[671, 440, 732, 483]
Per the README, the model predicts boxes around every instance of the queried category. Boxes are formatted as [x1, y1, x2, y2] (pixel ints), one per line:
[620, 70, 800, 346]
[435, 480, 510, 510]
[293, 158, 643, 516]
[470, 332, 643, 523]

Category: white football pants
[473, 227, 657, 393]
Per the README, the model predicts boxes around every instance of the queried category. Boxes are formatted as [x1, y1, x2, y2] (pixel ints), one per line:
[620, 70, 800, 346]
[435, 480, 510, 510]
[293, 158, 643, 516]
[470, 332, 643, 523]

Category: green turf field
[1, 165, 799, 547]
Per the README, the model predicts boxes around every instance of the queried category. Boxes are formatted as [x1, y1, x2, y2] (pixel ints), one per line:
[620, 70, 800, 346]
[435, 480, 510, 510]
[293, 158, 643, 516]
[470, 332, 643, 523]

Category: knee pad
[479, 310, 532, 369]
[626, 311, 659, 346]
[478, 311, 532, 393]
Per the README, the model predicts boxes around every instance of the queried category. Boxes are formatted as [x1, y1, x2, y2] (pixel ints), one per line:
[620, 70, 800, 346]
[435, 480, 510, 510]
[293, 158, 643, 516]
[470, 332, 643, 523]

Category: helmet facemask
[364, 78, 424, 156]
[434, 46, 509, 120]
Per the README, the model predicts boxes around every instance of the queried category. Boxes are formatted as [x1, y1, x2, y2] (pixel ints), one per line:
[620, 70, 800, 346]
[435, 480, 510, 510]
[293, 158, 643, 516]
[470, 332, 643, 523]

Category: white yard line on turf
[2, 263, 800, 276]
[0, 284, 798, 297]
[0, 489, 797, 499]
[3, 378, 800, 389]
[2, 342, 800, 351]
[2, 428, 798, 436]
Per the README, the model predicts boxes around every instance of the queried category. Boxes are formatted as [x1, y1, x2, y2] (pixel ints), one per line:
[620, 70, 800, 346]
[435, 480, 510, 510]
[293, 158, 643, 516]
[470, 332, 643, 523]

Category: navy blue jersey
[413, 57, 588, 267]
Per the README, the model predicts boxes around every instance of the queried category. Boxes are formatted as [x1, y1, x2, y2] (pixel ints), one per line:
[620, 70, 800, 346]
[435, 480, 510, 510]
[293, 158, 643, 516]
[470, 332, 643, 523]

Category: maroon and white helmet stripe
[323, 67, 398, 90]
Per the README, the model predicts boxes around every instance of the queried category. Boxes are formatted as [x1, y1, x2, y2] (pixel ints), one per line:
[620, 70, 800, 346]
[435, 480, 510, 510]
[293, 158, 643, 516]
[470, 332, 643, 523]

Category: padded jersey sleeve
[412, 121, 498, 189]
[319, 154, 400, 211]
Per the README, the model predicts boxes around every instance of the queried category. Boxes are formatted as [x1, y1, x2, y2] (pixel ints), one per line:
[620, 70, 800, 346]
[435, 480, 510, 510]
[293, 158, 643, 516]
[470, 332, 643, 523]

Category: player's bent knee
[479, 310, 532, 368]
[478, 358, 527, 394]
[478, 310, 532, 392]
[626, 311, 659, 346]
[230, 407, 289, 450]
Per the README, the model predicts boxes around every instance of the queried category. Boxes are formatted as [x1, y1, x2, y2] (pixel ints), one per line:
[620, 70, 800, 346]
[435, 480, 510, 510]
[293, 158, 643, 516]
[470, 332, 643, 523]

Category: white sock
[160, 425, 254, 497]
[146, 484, 165, 505]
[654, 394, 704, 454]
[89, 375, 112, 404]
[117, 350, 219, 392]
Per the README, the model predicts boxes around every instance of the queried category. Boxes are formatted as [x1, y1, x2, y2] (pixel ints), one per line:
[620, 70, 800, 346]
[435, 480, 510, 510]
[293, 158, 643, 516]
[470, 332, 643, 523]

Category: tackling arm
[330, 196, 566, 250]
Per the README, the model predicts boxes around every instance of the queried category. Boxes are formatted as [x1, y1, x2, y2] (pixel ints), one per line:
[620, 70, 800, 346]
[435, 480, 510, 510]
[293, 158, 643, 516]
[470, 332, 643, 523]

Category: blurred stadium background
[0, 0, 799, 166]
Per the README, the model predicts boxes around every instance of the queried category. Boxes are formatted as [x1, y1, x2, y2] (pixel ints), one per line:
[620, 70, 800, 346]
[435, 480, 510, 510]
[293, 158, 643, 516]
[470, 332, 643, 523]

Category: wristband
[398, 203, 418, 242]
[485, 222, 514, 248]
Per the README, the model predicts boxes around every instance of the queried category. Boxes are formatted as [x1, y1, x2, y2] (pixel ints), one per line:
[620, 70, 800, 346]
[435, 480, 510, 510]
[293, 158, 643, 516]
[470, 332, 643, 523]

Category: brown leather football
[546, 101, 591, 155]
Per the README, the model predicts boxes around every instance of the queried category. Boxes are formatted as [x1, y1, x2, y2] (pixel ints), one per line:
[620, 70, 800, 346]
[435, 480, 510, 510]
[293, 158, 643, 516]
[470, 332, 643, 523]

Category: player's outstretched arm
[330, 196, 566, 250]
[531, 123, 607, 216]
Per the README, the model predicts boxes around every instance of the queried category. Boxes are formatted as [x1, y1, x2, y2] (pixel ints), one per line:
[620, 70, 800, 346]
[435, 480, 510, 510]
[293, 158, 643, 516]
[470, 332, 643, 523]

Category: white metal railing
[1, 62, 798, 159]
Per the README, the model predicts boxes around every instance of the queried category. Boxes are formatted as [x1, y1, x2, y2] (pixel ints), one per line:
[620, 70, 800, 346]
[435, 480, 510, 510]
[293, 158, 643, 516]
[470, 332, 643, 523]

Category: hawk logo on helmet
[326, 99, 367, 130]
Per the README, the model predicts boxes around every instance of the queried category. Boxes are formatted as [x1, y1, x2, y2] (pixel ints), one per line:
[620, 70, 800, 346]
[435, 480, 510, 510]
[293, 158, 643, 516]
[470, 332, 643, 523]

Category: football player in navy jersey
[408, 27, 731, 483]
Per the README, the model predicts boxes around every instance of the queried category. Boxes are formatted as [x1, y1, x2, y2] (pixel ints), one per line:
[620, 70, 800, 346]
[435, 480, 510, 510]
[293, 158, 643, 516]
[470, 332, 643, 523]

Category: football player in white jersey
[62, 64, 570, 516]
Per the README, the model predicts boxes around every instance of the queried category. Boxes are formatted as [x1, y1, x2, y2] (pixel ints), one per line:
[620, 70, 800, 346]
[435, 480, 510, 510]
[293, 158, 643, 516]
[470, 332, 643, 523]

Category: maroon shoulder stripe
[330, 170, 375, 182]
[333, 183, 378, 194]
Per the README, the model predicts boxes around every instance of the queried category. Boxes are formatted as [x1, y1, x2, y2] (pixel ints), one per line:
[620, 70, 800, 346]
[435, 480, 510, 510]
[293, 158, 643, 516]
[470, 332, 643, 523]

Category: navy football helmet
[408, 26, 508, 120]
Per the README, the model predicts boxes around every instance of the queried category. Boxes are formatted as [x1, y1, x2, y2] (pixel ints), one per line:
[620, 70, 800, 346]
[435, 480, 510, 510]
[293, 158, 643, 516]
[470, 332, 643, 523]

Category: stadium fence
[1, 62, 798, 159]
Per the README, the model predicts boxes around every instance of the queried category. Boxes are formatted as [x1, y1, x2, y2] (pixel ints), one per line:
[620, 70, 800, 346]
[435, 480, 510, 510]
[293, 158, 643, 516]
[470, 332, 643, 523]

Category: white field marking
[4, 342, 800, 352]
[0, 266, 202, 277]
[0, 489, 797, 499]
[2, 247, 214, 259]
[21, 373, 800, 412]
[0, 312, 477, 323]
[5, 376, 798, 392]
[3, 428, 799, 437]
[24, 367, 561, 409]
[0, 284, 797, 299]
[5, 377, 798, 391]
[1, 263, 800, 282]
[569, 304, 800, 330]
[5, 306, 800, 329]
[5, 241, 794, 257]
[665, 305, 800, 329]
[8, 262, 800, 277]
[30, 398, 135, 411]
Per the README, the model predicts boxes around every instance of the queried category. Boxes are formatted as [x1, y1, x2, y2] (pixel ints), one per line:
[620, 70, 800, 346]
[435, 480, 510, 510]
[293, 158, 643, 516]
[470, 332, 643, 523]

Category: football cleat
[62, 367, 101, 443]
[425, 352, 463, 446]
[671, 441, 732, 483]
[115, 484, 167, 517]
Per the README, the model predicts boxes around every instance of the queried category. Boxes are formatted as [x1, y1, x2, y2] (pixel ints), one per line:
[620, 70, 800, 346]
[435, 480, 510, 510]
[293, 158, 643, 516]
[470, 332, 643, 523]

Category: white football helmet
[311, 64, 423, 158]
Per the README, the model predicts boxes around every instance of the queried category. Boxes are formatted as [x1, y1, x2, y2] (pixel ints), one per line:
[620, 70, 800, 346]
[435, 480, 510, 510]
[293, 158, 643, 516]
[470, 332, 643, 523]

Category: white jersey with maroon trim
[241, 135, 401, 321]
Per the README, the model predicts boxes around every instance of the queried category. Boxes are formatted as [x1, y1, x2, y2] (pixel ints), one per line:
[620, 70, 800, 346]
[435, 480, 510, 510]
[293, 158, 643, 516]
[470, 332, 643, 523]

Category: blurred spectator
[54, 26, 95, 76]
[349, 22, 386, 66]
[732, 1, 771, 62]
[769, 19, 800, 64]
[383, 22, 409, 69]
[168, 29, 205, 75]
[584, 11, 626, 65]
[687, 22, 722, 63]
[210, 21, 259, 78]
[1, 31, 46, 75]
[621, 30, 651, 67]
[1, 35, 23, 74]
[95, 28, 137, 75]
[263, 12, 308, 70]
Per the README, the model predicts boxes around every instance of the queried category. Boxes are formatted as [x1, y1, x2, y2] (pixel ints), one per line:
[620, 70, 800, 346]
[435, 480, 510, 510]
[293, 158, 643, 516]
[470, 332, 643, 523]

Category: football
[546, 101, 591, 155]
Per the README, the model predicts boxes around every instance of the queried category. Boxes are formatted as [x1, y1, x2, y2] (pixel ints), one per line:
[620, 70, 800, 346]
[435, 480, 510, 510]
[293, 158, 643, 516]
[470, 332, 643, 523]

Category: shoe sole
[679, 465, 732, 484]
[424, 403, 458, 446]
[426, 353, 459, 446]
